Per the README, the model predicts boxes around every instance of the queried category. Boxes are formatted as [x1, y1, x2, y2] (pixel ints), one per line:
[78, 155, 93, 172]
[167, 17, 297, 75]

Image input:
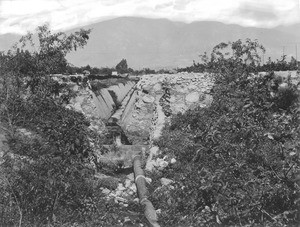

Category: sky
[0, 0, 299, 34]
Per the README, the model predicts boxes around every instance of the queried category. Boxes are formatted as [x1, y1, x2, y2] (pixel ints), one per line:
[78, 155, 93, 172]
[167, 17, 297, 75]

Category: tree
[116, 58, 128, 74]
[199, 39, 266, 74]
[0, 25, 99, 225]
[13, 23, 91, 76]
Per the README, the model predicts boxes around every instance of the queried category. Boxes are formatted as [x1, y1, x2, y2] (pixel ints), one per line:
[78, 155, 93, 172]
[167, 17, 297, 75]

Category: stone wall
[120, 73, 214, 144]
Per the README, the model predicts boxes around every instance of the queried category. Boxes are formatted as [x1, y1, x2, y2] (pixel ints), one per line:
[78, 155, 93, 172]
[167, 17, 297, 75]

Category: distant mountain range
[1, 17, 300, 69]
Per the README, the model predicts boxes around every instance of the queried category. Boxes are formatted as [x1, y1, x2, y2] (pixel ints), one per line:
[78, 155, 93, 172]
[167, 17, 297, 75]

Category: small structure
[111, 71, 118, 76]
[83, 70, 90, 76]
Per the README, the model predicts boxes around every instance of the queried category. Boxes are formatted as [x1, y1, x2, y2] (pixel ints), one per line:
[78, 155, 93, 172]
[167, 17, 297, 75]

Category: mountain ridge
[1, 17, 300, 69]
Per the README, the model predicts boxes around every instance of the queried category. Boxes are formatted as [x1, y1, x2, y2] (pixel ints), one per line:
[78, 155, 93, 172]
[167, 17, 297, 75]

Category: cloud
[229, 0, 300, 27]
[0, 0, 299, 34]
[155, 2, 173, 11]
[173, 0, 193, 11]
[236, 5, 278, 21]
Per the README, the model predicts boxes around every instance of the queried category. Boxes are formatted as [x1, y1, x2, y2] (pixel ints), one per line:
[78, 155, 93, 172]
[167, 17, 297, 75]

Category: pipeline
[133, 155, 160, 227]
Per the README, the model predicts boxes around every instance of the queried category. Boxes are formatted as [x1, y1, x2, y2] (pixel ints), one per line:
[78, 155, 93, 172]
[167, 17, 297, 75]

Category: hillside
[66, 17, 300, 69]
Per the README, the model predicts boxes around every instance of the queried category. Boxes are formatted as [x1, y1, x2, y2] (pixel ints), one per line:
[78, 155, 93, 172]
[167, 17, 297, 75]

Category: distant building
[83, 70, 90, 75]
[111, 71, 118, 76]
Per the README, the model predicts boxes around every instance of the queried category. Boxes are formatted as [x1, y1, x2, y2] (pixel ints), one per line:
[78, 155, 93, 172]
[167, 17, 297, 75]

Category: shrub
[0, 24, 106, 226]
[90, 81, 108, 94]
[108, 90, 122, 110]
[152, 40, 300, 226]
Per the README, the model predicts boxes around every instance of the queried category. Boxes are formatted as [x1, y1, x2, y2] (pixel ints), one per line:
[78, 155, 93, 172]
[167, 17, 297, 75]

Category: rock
[149, 146, 159, 156]
[125, 179, 131, 188]
[172, 103, 188, 113]
[127, 173, 134, 181]
[185, 92, 200, 103]
[153, 83, 162, 92]
[188, 84, 198, 90]
[145, 160, 156, 172]
[201, 94, 213, 107]
[129, 184, 137, 192]
[174, 84, 188, 93]
[17, 128, 33, 137]
[115, 196, 127, 203]
[156, 158, 168, 169]
[102, 188, 111, 195]
[142, 95, 155, 103]
[73, 102, 82, 112]
[170, 158, 176, 164]
[117, 183, 126, 191]
[279, 82, 288, 90]
[72, 84, 79, 91]
[115, 190, 122, 196]
[88, 124, 99, 131]
[142, 84, 152, 92]
[135, 100, 143, 109]
[160, 178, 173, 186]
[145, 177, 152, 184]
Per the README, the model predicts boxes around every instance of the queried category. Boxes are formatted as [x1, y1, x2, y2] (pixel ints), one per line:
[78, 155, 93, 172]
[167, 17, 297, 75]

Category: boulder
[142, 95, 155, 103]
[279, 82, 288, 90]
[160, 178, 173, 186]
[185, 92, 200, 103]
[102, 188, 111, 195]
[149, 146, 159, 156]
[145, 160, 156, 172]
[153, 83, 162, 92]
[73, 102, 82, 112]
[117, 183, 126, 191]
[169, 96, 176, 103]
[125, 179, 131, 188]
[172, 103, 188, 113]
[142, 84, 152, 92]
[201, 94, 213, 107]
[170, 158, 176, 164]
[156, 158, 168, 170]
[72, 84, 79, 91]
[127, 173, 134, 181]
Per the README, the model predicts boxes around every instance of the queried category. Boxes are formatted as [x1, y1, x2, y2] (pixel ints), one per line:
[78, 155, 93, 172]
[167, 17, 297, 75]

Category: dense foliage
[66, 59, 134, 75]
[152, 40, 300, 226]
[178, 39, 298, 73]
[0, 24, 149, 226]
[0, 25, 107, 226]
[66, 64, 115, 75]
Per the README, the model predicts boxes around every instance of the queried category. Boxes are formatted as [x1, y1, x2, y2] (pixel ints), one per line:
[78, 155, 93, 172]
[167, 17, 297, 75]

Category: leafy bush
[152, 40, 300, 226]
[90, 81, 108, 94]
[0, 24, 109, 226]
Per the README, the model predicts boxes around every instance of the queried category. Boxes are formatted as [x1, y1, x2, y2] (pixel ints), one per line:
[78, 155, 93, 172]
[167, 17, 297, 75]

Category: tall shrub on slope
[0, 25, 106, 225]
[152, 40, 300, 226]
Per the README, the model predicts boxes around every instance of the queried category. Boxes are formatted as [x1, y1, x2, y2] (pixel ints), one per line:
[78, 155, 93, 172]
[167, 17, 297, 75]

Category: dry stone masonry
[120, 72, 214, 144]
